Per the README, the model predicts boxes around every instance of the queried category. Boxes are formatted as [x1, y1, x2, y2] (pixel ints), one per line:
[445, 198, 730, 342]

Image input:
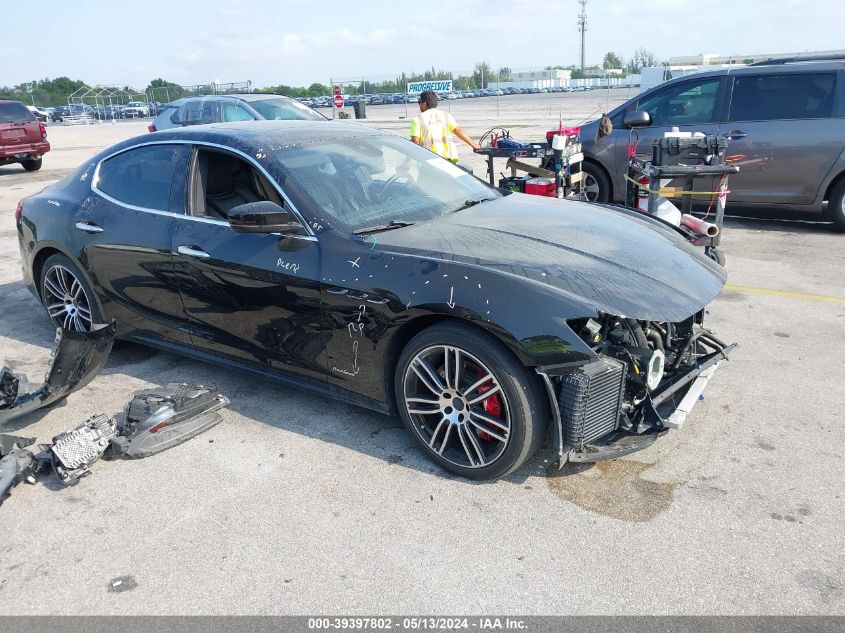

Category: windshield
[0, 101, 35, 123]
[250, 98, 326, 121]
[274, 134, 500, 233]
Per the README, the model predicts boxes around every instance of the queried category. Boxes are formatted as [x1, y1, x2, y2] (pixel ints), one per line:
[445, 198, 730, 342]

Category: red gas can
[524, 177, 556, 197]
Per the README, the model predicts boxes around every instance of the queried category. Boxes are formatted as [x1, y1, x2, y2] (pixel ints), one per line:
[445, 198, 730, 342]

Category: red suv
[1, 100, 50, 172]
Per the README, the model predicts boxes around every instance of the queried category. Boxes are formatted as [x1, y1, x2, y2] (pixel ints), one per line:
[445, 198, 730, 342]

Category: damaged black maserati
[14, 120, 734, 479]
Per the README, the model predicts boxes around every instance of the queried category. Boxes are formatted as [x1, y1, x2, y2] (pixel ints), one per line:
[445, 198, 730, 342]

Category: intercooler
[559, 357, 626, 449]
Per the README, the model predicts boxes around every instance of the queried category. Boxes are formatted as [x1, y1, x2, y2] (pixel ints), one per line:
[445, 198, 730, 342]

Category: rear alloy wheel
[40, 254, 100, 332]
[581, 162, 610, 202]
[826, 179, 845, 232]
[395, 323, 547, 479]
[22, 157, 42, 172]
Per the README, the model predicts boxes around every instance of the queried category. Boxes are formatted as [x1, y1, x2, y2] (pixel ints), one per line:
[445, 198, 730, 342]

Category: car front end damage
[537, 311, 734, 467]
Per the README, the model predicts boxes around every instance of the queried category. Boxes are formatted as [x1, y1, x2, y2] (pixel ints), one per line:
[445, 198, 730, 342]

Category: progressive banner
[406, 80, 453, 94]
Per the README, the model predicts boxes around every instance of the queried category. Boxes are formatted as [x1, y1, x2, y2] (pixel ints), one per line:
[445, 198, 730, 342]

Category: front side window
[190, 149, 292, 224]
[635, 78, 721, 127]
[273, 134, 500, 233]
[96, 144, 185, 210]
[248, 98, 326, 121]
[729, 73, 836, 122]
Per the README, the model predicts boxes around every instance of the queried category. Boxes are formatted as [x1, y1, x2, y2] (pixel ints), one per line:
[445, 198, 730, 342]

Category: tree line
[0, 52, 659, 106]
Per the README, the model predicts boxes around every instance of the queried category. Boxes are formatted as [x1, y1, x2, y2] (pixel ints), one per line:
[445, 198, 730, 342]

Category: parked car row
[46, 102, 167, 122]
[297, 85, 618, 108]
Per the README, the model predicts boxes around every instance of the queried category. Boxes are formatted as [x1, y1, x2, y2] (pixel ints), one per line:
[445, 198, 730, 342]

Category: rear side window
[729, 73, 836, 121]
[96, 144, 186, 210]
[0, 101, 35, 123]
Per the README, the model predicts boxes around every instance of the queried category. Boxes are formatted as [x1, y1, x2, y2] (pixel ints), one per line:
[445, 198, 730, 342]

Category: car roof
[731, 59, 845, 74]
[118, 120, 386, 155]
[233, 93, 298, 102]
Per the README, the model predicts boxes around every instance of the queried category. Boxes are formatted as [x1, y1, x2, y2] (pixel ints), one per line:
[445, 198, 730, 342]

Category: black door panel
[170, 218, 328, 380]
[79, 144, 191, 343]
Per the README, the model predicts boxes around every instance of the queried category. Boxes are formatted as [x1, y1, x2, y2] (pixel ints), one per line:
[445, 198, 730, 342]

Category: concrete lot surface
[0, 96, 843, 614]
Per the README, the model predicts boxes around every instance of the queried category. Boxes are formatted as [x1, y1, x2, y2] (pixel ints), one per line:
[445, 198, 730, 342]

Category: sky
[2, 0, 843, 89]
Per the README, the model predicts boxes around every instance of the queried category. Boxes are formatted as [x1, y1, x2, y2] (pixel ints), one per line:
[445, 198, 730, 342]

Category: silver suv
[579, 58, 845, 230]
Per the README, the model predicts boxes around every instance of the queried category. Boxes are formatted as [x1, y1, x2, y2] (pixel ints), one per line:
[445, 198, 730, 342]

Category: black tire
[581, 161, 611, 203]
[39, 253, 103, 332]
[394, 322, 548, 480]
[826, 178, 845, 232]
[21, 158, 42, 172]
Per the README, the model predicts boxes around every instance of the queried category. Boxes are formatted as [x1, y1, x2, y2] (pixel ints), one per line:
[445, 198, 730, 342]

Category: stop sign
[334, 94, 344, 108]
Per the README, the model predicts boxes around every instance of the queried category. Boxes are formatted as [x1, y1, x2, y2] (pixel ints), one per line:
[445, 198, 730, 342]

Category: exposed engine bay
[543, 312, 734, 466]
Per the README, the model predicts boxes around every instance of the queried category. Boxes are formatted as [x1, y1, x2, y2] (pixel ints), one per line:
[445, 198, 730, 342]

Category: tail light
[147, 124, 156, 133]
[15, 200, 24, 221]
[39, 122, 47, 139]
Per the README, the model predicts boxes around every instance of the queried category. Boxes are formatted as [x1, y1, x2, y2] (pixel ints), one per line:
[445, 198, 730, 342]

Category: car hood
[376, 194, 727, 322]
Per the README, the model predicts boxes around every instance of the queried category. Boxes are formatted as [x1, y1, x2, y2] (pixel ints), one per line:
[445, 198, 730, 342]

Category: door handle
[723, 130, 747, 140]
[75, 221, 103, 234]
[177, 245, 210, 259]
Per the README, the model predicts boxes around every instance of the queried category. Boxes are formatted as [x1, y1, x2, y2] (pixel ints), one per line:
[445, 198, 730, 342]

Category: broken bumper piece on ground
[0, 433, 42, 506]
[111, 383, 229, 459]
[52, 384, 229, 485]
[0, 322, 115, 425]
[50, 413, 117, 485]
[0, 383, 229, 501]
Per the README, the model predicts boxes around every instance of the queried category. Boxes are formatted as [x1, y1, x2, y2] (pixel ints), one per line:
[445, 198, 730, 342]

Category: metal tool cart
[624, 131, 739, 266]
[475, 130, 585, 199]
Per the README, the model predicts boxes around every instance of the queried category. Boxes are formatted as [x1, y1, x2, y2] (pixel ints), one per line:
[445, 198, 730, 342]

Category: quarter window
[635, 78, 721, 127]
[729, 73, 836, 122]
[96, 145, 184, 210]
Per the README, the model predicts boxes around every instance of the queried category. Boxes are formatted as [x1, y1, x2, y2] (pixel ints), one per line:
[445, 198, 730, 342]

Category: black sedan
[15, 121, 733, 479]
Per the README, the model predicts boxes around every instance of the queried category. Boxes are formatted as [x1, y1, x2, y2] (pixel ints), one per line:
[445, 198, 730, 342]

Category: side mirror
[623, 110, 652, 128]
[228, 201, 306, 235]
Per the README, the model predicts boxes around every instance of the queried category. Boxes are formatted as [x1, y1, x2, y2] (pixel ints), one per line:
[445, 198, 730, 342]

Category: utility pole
[578, 0, 588, 73]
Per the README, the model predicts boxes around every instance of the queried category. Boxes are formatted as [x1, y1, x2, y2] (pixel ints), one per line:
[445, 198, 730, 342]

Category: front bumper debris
[0, 383, 230, 505]
[0, 433, 42, 506]
[50, 414, 117, 485]
[0, 323, 115, 425]
[111, 384, 229, 459]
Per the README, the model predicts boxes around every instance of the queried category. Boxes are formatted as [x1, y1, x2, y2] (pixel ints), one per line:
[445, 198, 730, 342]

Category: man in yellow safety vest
[409, 91, 479, 162]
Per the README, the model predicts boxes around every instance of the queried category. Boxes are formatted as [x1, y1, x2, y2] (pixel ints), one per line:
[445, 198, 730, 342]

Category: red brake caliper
[474, 368, 502, 442]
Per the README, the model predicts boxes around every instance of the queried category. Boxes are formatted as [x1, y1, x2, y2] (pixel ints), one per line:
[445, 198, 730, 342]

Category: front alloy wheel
[403, 345, 511, 469]
[395, 323, 548, 479]
[42, 263, 94, 332]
